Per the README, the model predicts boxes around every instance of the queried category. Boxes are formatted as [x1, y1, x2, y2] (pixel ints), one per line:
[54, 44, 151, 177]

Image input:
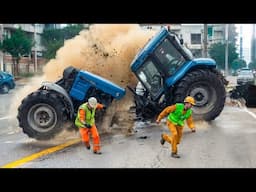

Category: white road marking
[7, 131, 15, 135]
[4, 141, 14, 143]
[242, 107, 256, 119]
[0, 116, 11, 120]
[7, 130, 20, 135]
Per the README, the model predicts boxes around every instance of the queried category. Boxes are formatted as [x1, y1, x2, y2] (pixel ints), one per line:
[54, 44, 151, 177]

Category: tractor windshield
[154, 38, 187, 76]
[137, 59, 163, 98]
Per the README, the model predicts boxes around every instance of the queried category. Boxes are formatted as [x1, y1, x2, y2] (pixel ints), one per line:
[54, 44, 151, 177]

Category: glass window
[239, 70, 253, 75]
[191, 33, 201, 44]
[154, 38, 186, 76]
[137, 60, 163, 97]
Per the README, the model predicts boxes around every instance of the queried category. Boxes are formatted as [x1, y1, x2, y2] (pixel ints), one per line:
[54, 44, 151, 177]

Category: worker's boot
[84, 142, 90, 150]
[171, 152, 180, 158]
[93, 150, 102, 155]
[160, 134, 165, 145]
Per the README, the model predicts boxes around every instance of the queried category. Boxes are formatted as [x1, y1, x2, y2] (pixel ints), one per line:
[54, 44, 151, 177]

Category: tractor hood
[72, 70, 126, 100]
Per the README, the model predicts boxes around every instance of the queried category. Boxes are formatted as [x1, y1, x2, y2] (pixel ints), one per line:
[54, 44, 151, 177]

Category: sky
[236, 24, 253, 64]
[236, 24, 252, 48]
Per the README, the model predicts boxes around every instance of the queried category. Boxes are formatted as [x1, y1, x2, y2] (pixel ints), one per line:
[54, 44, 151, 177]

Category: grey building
[0, 24, 47, 73]
[0, 24, 68, 73]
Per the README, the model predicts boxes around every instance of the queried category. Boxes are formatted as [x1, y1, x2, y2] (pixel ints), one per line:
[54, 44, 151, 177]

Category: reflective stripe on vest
[167, 103, 192, 126]
[75, 103, 96, 128]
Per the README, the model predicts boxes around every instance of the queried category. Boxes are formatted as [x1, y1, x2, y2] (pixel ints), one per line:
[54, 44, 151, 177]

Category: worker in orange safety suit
[156, 96, 196, 158]
[75, 97, 104, 155]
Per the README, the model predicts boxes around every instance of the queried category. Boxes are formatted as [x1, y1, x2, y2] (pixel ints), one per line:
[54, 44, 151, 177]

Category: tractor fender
[41, 82, 74, 119]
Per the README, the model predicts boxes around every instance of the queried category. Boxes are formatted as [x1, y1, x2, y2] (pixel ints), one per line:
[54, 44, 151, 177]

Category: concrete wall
[3, 55, 47, 75]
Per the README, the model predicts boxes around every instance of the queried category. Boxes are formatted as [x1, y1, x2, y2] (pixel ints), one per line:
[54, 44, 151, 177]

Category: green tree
[0, 28, 33, 76]
[248, 61, 256, 70]
[42, 24, 85, 59]
[208, 42, 238, 70]
[231, 58, 246, 74]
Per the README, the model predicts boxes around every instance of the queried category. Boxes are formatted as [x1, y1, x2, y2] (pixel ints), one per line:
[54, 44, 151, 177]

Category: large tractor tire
[173, 69, 226, 121]
[0, 84, 10, 94]
[17, 90, 68, 140]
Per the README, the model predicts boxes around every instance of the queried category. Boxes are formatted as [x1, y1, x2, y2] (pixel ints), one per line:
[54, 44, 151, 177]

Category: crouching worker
[156, 96, 196, 158]
[75, 97, 104, 155]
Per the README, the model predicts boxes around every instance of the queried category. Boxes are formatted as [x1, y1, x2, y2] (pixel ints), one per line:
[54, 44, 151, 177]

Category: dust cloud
[10, 24, 157, 135]
[193, 120, 210, 130]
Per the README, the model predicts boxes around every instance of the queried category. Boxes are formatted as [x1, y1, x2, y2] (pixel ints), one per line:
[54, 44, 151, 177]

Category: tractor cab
[131, 27, 193, 100]
[130, 27, 226, 121]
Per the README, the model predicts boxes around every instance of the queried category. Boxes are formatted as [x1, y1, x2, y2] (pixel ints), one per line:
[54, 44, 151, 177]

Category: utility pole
[203, 24, 208, 57]
[34, 24, 37, 73]
[225, 24, 229, 76]
[239, 25, 243, 60]
[0, 24, 3, 71]
[251, 24, 256, 63]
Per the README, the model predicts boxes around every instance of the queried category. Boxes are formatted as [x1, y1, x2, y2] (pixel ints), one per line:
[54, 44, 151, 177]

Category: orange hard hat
[184, 96, 195, 105]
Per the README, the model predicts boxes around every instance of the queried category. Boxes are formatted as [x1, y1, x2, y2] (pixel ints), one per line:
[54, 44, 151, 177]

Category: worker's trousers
[79, 125, 100, 152]
[162, 120, 183, 154]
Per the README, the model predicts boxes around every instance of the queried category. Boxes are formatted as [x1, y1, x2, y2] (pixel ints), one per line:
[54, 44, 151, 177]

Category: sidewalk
[15, 78, 30, 86]
[226, 76, 237, 87]
[225, 76, 237, 92]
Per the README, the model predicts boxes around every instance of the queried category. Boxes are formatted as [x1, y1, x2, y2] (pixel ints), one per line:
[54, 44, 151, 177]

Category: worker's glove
[84, 124, 92, 129]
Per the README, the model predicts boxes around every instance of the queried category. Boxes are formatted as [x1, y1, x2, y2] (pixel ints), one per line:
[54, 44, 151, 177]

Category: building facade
[140, 24, 227, 58]
[180, 24, 226, 58]
[0, 24, 62, 74]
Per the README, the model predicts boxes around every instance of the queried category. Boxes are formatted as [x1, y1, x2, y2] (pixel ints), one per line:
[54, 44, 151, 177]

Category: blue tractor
[17, 67, 125, 140]
[128, 27, 227, 121]
[17, 27, 227, 140]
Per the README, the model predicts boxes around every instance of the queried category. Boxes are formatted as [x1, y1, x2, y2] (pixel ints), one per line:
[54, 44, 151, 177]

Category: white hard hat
[88, 97, 97, 108]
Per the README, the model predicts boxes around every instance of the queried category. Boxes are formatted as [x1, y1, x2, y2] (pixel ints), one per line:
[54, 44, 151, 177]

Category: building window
[3, 30, 11, 38]
[191, 33, 201, 44]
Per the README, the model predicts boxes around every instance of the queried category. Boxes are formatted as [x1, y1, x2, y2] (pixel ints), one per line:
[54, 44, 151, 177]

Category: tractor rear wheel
[173, 69, 226, 121]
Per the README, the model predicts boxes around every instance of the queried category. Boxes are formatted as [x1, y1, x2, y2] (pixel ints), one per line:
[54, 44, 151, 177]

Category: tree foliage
[42, 24, 85, 59]
[231, 59, 247, 72]
[208, 42, 238, 70]
[0, 27, 33, 76]
[248, 61, 256, 70]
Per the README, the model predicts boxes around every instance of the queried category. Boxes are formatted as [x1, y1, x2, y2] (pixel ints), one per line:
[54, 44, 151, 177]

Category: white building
[180, 24, 226, 57]
[140, 24, 181, 32]
[180, 24, 203, 57]
[243, 47, 251, 64]
[140, 24, 226, 58]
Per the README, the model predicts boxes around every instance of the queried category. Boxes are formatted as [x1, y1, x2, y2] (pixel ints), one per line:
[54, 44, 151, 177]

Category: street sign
[208, 26, 213, 37]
